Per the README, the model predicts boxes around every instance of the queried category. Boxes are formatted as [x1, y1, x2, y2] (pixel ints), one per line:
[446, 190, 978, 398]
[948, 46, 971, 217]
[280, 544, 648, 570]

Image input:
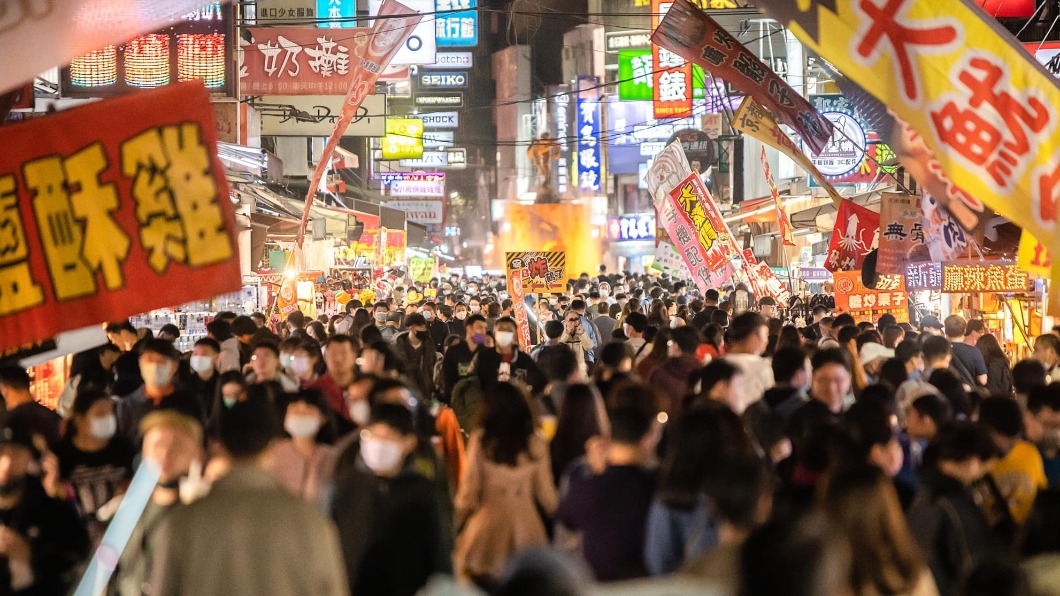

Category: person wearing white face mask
[267, 389, 338, 502]
[51, 388, 135, 544]
[288, 341, 322, 385]
[477, 317, 545, 392]
[181, 338, 221, 419]
[117, 339, 205, 446]
[330, 402, 451, 596]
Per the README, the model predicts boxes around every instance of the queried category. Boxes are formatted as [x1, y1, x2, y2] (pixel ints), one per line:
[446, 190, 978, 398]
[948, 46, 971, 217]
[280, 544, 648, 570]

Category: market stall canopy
[790, 189, 888, 232]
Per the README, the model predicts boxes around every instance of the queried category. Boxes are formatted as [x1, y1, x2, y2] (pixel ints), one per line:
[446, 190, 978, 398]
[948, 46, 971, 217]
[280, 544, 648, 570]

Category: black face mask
[0, 476, 26, 498]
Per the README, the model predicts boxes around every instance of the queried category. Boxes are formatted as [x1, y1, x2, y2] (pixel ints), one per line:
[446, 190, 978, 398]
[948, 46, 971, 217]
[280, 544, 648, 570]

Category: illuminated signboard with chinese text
[833, 271, 910, 324]
[618, 49, 706, 101]
[650, 0, 693, 119]
[242, 27, 369, 95]
[941, 262, 1032, 293]
[436, 0, 478, 47]
[576, 95, 602, 192]
[317, 0, 355, 27]
[905, 262, 943, 291]
[608, 214, 656, 241]
[64, 2, 233, 97]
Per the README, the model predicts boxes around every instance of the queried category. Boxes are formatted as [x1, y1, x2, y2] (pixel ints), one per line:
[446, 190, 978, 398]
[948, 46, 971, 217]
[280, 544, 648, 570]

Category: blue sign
[436, 0, 478, 47]
[608, 214, 656, 242]
[418, 71, 469, 89]
[576, 98, 601, 192]
[317, 0, 355, 28]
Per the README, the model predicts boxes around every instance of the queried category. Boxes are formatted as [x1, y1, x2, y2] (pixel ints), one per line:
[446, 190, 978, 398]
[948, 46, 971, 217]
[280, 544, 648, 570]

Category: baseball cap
[919, 315, 943, 330]
[859, 342, 895, 366]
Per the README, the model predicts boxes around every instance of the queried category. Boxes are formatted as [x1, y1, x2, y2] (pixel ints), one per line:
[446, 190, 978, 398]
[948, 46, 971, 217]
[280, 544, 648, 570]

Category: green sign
[617, 49, 706, 102]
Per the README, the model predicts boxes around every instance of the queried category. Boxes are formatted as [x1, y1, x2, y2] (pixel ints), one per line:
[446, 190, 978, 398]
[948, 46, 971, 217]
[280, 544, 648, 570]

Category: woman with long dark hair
[453, 382, 557, 584]
[549, 383, 608, 485]
[977, 333, 1013, 396]
[636, 328, 672, 380]
[644, 402, 756, 575]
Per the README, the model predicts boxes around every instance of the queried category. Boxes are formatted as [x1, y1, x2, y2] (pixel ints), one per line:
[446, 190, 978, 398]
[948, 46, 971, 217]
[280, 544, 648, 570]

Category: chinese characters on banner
[877, 192, 928, 274]
[243, 28, 368, 95]
[1018, 231, 1051, 277]
[506, 252, 566, 294]
[754, 0, 1060, 314]
[941, 262, 1031, 293]
[652, 239, 691, 276]
[435, 0, 478, 47]
[576, 97, 602, 192]
[760, 147, 795, 245]
[733, 97, 844, 206]
[833, 270, 910, 324]
[409, 256, 434, 283]
[0, 82, 240, 352]
[905, 262, 943, 291]
[509, 268, 533, 348]
[653, 0, 833, 154]
[651, 0, 693, 119]
[660, 173, 736, 292]
[298, 0, 422, 246]
[825, 199, 879, 272]
[743, 249, 793, 305]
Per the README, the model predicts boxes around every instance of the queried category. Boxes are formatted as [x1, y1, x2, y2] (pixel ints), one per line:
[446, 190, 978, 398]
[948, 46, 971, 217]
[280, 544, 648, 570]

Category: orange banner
[0, 82, 240, 352]
[833, 270, 910, 324]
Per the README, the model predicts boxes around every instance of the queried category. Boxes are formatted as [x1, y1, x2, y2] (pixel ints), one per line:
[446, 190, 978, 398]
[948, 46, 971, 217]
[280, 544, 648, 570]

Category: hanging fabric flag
[658, 172, 735, 291]
[652, 0, 833, 154]
[653, 239, 692, 277]
[1018, 231, 1051, 277]
[753, 0, 1060, 314]
[876, 192, 929, 274]
[760, 147, 796, 246]
[825, 200, 880, 272]
[733, 97, 845, 207]
[921, 191, 968, 262]
[297, 0, 422, 247]
[743, 249, 793, 306]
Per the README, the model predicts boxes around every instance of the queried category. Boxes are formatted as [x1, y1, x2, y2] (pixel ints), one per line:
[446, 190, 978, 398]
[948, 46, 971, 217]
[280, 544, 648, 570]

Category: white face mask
[360, 437, 404, 474]
[284, 413, 321, 439]
[470, 305, 481, 314]
[90, 414, 117, 440]
[280, 353, 295, 371]
[349, 400, 370, 426]
[141, 362, 174, 387]
[290, 356, 312, 377]
[455, 311, 467, 320]
[189, 355, 214, 374]
[495, 331, 515, 348]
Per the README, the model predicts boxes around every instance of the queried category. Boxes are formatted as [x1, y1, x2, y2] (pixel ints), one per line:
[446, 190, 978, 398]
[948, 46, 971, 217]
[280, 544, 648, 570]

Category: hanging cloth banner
[659, 172, 736, 292]
[825, 199, 880, 272]
[652, 0, 834, 155]
[921, 191, 968, 262]
[743, 249, 793, 306]
[1018, 230, 1051, 278]
[297, 0, 422, 247]
[760, 146, 796, 246]
[510, 269, 533, 349]
[754, 0, 1060, 314]
[0, 82, 240, 352]
[876, 192, 928, 274]
[733, 97, 845, 207]
[652, 239, 691, 277]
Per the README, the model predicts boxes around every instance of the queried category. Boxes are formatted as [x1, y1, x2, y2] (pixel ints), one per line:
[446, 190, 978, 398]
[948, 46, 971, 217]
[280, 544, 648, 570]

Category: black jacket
[330, 452, 452, 596]
[425, 319, 450, 353]
[0, 479, 89, 596]
[908, 471, 1000, 596]
[394, 331, 438, 399]
[475, 348, 547, 394]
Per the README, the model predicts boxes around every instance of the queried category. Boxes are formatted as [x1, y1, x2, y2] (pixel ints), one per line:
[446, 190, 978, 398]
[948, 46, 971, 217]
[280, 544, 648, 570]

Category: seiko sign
[418, 72, 468, 89]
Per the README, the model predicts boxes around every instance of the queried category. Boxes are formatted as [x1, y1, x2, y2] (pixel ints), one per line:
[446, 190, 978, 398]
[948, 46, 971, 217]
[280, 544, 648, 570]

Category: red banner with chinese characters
[651, 0, 694, 119]
[243, 27, 372, 95]
[760, 146, 795, 246]
[653, 0, 833, 154]
[825, 199, 879, 272]
[660, 173, 735, 292]
[510, 269, 533, 348]
[833, 270, 910, 323]
[0, 82, 239, 352]
[743, 249, 793, 307]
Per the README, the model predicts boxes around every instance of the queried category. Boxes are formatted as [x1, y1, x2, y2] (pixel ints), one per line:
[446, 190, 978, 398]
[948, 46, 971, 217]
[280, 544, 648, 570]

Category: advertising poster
[833, 270, 910, 323]
[506, 252, 567, 294]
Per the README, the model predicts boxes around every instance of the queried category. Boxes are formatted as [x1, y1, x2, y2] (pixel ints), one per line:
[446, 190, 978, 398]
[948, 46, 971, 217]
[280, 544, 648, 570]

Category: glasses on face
[567, 319, 579, 323]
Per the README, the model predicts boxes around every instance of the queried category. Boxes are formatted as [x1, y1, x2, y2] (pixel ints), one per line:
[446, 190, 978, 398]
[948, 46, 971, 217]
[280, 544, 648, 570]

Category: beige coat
[453, 431, 557, 580]
[147, 464, 349, 596]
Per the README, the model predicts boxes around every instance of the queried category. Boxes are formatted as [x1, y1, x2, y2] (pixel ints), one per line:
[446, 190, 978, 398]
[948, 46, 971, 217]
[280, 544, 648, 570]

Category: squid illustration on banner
[297, 0, 422, 247]
[754, 0, 1060, 314]
[826, 200, 880, 272]
[760, 147, 796, 246]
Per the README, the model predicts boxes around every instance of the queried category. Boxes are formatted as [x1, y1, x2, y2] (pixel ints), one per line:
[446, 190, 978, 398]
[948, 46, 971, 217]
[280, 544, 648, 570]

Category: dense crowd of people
[1, 269, 1060, 595]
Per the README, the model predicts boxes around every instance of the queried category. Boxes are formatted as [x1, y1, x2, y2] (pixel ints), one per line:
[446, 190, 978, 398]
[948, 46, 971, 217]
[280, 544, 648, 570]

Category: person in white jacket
[561, 311, 595, 373]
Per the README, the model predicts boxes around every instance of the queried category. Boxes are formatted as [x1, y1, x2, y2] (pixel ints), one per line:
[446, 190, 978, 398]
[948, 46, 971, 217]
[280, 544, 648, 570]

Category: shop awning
[790, 188, 889, 232]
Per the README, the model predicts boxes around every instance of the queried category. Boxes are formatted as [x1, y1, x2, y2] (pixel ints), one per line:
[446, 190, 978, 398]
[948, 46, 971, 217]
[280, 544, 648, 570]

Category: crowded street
[3, 0, 1060, 595]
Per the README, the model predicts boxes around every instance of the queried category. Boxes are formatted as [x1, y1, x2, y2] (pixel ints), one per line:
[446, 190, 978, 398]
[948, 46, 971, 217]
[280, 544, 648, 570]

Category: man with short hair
[965, 319, 986, 346]
[743, 347, 809, 464]
[624, 312, 650, 360]
[149, 399, 348, 596]
[117, 339, 204, 444]
[758, 296, 778, 320]
[919, 314, 944, 336]
[1026, 384, 1060, 487]
[381, 311, 402, 343]
[158, 324, 180, 343]
[420, 302, 449, 352]
[477, 317, 544, 391]
[181, 337, 221, 417]
[246, 342, 299, 392]
[0, 366, 61, 448]
[921, 335, 953, 381]
[978, 397, 1047, 524]
[556, 384, 660, 581]
[441, 313, 488, 403]
[945, 315, 987, 387]
[593, 302, 616, 346]
[787, 348, 852, 449]
[394, 313, 436, 399]
[1033, 333, 1060, 382]
[570, 299, 601, 366]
